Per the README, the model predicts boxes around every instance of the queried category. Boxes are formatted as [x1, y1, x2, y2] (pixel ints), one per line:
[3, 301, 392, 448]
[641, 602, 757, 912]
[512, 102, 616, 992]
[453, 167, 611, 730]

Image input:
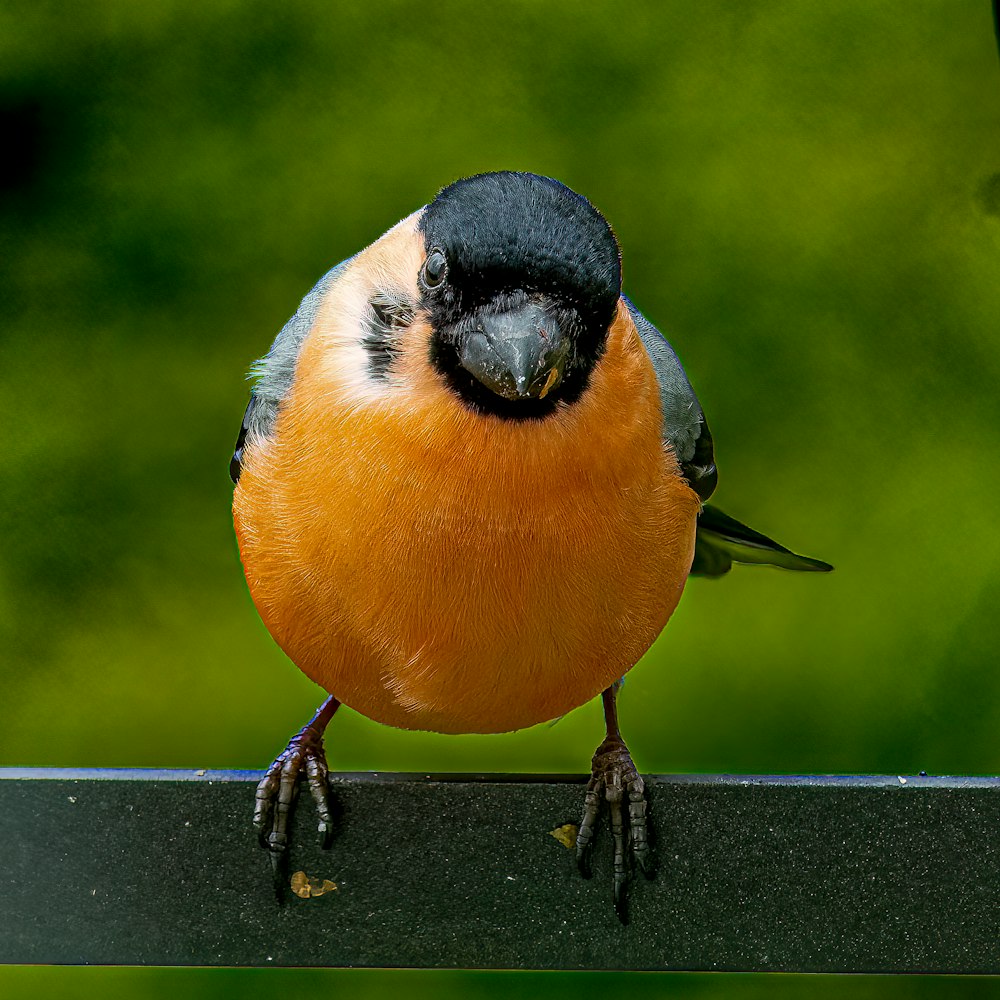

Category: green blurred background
[3, 0, 1000, 995]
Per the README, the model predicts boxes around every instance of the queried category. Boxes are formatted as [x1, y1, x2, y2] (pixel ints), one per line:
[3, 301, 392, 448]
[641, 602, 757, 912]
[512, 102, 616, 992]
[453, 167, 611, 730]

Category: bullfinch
[231, 171, 831, 919]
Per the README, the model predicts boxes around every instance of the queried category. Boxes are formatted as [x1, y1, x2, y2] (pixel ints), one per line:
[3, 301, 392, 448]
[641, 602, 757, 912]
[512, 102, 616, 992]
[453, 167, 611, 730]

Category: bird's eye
[421, 251, 447, 289]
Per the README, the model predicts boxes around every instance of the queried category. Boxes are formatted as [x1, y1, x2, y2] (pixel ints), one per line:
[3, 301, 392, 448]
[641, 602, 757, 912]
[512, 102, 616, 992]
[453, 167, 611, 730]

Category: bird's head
[416, 171, 622, 419]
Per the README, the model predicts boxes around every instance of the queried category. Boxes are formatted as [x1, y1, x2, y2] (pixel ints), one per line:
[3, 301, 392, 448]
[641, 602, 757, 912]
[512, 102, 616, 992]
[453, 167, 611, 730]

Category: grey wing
[230, 258, 352, 484]
[625, 297, 717, 501]
[627, 298, 832, 577]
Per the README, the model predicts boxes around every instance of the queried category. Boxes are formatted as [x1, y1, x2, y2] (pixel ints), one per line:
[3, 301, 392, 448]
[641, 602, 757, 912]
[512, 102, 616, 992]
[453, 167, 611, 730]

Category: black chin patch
[431, 340, 561, 420]
[428, 290, 600, 420]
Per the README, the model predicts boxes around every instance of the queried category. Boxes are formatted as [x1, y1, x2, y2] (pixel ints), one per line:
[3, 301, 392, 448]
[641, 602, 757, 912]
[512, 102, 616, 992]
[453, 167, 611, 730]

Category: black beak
[458, 302, 569, 401]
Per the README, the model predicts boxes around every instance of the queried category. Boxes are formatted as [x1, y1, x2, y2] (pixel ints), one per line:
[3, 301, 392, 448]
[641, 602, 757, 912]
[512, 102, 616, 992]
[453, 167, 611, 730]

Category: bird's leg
[253, 696, 340, 883]
[576, 684, 651, 921]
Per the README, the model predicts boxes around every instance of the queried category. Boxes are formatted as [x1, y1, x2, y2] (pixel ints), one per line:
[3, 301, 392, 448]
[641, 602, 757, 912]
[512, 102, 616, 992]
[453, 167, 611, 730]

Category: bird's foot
[253, 719, 334, 886]
[575, 734, 651, 922]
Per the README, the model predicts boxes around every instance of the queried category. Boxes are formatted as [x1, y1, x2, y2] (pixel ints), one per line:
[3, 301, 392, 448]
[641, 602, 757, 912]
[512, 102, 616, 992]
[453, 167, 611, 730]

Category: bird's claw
[253, 721, 334, 888]
[576, 735, 650, 922]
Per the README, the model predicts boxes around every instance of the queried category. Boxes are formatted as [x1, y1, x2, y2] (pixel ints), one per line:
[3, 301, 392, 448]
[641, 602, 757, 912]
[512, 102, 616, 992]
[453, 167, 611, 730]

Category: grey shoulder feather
[625, 297, 717, 501]
[230, 258, 351, 483]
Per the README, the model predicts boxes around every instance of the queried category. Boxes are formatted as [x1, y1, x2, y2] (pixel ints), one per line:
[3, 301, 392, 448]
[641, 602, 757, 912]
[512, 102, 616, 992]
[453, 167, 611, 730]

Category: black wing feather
[230, 396, 254, 485]
[691, 503, 833, 577]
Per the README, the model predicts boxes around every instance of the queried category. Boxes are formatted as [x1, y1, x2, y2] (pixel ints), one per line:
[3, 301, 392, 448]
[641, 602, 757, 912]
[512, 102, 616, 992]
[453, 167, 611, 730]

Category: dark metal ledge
[2, 768, 998, 972]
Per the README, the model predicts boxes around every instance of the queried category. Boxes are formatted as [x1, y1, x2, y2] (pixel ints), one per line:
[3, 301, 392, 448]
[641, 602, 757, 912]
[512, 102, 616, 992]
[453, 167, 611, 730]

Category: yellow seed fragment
[291, 870, 339, 898]
[549, 823, 578, 849]
[538, 367, 560, 399]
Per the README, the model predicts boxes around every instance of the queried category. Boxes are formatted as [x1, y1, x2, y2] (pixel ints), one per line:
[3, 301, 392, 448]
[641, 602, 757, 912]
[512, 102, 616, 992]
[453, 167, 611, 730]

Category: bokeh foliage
[3, 0, 1000, 996]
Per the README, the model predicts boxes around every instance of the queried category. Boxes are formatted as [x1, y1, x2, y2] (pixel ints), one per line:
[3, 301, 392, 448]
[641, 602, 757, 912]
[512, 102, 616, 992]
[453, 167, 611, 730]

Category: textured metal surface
[2, 769, 999, 971]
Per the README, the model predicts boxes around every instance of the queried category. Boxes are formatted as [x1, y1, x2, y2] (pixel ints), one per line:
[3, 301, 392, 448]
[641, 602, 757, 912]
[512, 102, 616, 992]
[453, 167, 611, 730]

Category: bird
[231, 171, 831, 919]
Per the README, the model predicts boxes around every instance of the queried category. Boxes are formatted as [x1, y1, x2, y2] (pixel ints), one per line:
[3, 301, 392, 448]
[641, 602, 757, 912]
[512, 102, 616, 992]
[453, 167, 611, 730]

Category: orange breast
[234, 299, 700, 734]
